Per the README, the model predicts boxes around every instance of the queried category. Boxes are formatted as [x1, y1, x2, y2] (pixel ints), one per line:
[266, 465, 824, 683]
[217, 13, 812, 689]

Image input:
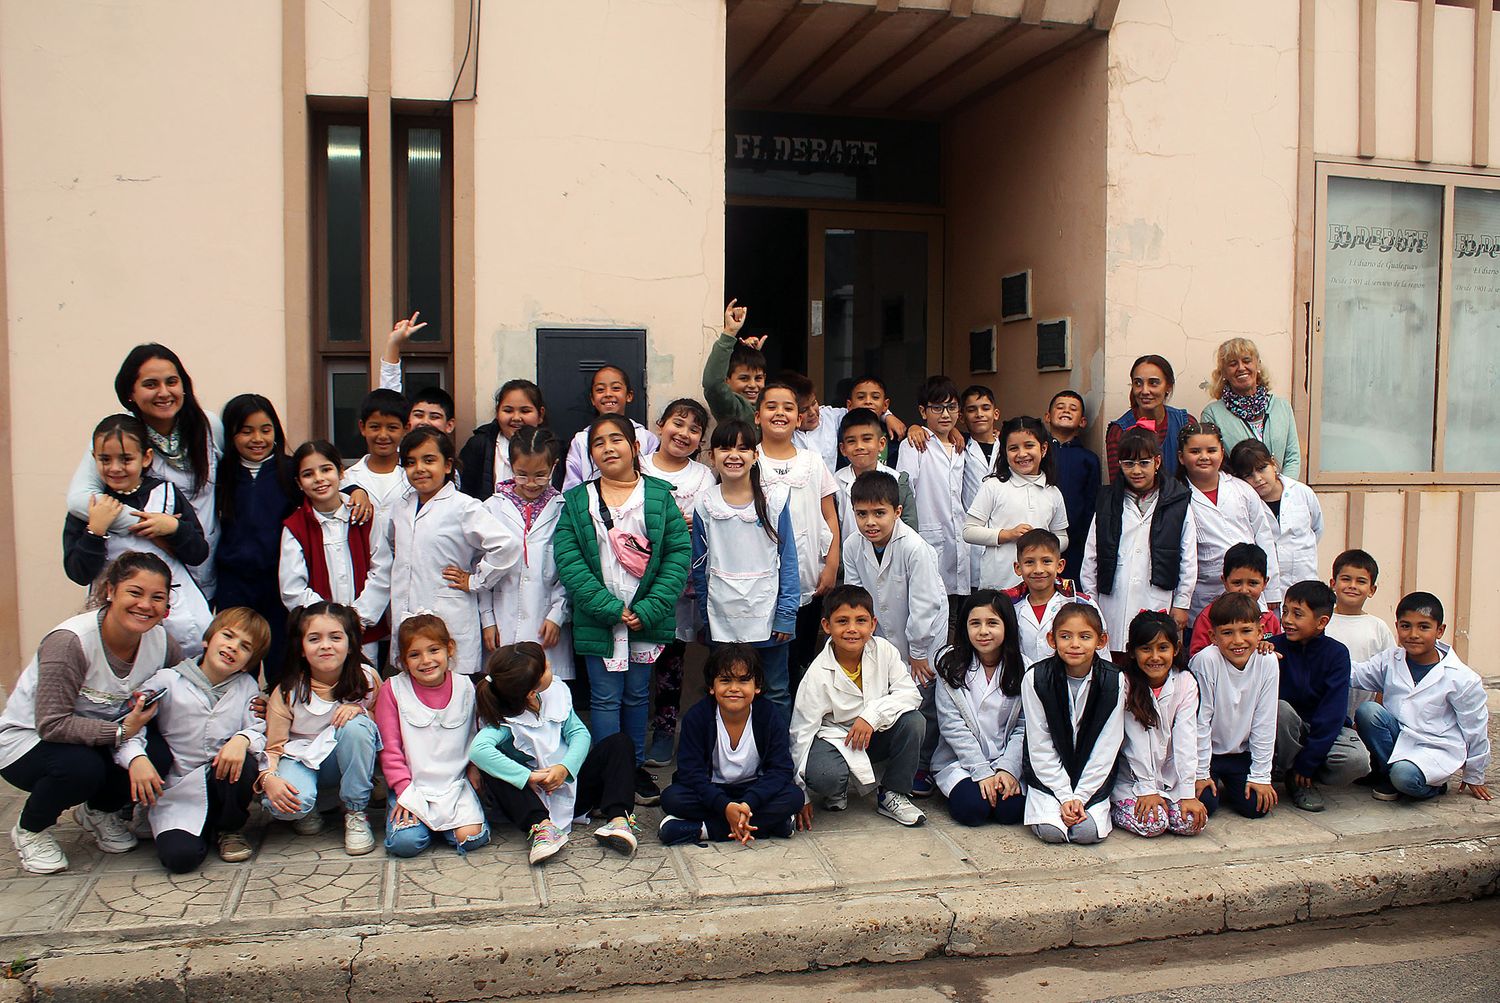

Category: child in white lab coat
[1112, 611, 1207, 838]
[1177, 422, 1281, 621]
[481, 427, 573, 681]
[931, 591, 1028, 826]
[118, 607, 270, 872]
[359, 426, 521, 677]
[1007, 528, 1099, 667]
[1229, 439, 1322, 600]
[1020, 603, 1125, 844]
[896, 376, 970, 606]
[965, 415, 1070, 591]
[1352, 592, 1491, 803]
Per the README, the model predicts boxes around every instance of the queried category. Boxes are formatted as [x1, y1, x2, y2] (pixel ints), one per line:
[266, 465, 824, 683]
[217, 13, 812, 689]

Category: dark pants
[216, 575, 288, 690]
[659, 778, 804, 841]
[651, 640, 686, 737]
[945, 777, 1026, 826]
[804, 709, 925, 803]
[787, 601, 825, 700]
[1200, 751, 1269, 819]
[155, 753, 258, 874]
[481, 732, 636, 832]
[1, 726, 173, 833]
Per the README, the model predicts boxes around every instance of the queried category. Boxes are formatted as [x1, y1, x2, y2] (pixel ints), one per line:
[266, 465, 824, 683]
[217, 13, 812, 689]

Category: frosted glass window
[328, 364, 369, 462]
[1444, 187, 1500, 472]
[1321, 177, 1442, 473]
[404, 127, 443, 342]
[326, 124, 364, 343]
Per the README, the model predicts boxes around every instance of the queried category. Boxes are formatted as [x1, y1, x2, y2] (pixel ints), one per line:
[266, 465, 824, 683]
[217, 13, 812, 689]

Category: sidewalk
[4, 705, 1499, 1001]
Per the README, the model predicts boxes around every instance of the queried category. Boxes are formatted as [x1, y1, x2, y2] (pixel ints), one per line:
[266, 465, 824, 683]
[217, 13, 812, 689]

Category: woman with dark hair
[66, 345, 225, 599]
[1104, 355, 1193, 484]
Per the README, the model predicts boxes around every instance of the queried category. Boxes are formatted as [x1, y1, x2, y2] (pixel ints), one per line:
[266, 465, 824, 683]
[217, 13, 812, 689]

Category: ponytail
[475, 642, 548, 726]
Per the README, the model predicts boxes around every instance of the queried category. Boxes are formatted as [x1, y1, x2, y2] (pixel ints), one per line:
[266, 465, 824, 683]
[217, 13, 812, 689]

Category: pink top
[374, 673, 454, 797]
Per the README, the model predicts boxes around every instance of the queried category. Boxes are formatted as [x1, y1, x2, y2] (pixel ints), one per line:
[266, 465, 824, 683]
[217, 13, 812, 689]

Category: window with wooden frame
[392, 111, 454, 402]
[312, 111, 371, 462]
[1311, 162, 1500, 484]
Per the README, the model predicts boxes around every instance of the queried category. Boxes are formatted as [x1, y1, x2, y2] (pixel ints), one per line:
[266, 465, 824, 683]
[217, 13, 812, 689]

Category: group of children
[9, 307, 1491, 878]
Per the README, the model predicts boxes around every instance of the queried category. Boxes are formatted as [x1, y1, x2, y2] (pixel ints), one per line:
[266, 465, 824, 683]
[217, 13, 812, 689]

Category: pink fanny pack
[596, 483, 652, 578]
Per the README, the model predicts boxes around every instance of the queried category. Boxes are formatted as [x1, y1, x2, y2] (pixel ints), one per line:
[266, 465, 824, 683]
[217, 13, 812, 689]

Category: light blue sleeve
[774, 503, 800, 635]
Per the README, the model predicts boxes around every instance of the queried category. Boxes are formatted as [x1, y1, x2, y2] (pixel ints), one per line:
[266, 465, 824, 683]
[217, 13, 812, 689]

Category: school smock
[0, 611, 170, 771]
[562, 420, 660, 491]
[895, 435, 970, 596]
[266, 664, 382, 772]
[61, 476, 213, 658]
[833, 462, 918, 541]
[1080, 487, 1198, 643]
[1020, 657, 1125, 836]
[1112, 670, 1200, 806]
[381, 672, 484, 832]
[1350, 643, 1491, 787]
[840, 519, 947, 664]
[1262, 476, 1323, 598]
[673, 695, 798, 814]
[1186, 472, 1283, 618]
[480, 490, 574, 680]
[931, 652, 1026, 798]
[794, 405, 846, 475]
[788, 635, 922, 793]
[690, 485, 800, 644]
[963, 472, 1070, 591]
[469, 679, 589, 831]
[1189, 646, 1278, 784]
[757, 447, 837, 608]
[359, 481, 521, 676]
[1007, 581, 1100, 667]
[66, 411, 225, 600]
[342, 457, 412, 513]
[112, 662, 266, 838]
[961, 437, 1003, 585]
[640, 452, 717, 642]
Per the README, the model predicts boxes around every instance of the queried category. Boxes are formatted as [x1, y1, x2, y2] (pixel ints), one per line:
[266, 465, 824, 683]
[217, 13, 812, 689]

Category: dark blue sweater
[1271, 631, 1352, 778]
[1051, 438, 1100, 576]
[670, 695, 798, 815]
[215, 462, 299, 607]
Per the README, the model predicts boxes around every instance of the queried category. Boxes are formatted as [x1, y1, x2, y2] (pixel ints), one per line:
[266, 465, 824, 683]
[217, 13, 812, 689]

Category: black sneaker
[1372, 778, 1400, 801]
[1288, 782, 1326, 812]
[634, 767, 662, 806]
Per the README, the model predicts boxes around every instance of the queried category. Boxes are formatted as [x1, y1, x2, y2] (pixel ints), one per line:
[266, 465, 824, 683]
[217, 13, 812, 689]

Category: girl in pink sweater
[374, 614, 488, 857]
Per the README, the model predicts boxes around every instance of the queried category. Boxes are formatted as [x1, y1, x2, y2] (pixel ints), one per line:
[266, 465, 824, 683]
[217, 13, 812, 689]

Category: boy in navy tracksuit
[1045, 391, 1100, 585]
[1271, 580, 1371, 812]
[657, 644, 804, 845]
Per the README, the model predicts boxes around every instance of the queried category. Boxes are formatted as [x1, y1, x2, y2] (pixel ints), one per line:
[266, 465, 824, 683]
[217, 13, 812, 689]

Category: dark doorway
[724, 205, 808, 379]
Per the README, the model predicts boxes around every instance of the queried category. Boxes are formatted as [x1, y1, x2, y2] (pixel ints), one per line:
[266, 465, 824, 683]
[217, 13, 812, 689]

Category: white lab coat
[1263, 476, 1323, 597]
[961, 438, 1003, 585]
[1012, 585, 1100, 667]
[342, 456, 412, 513]
[758, 448, 837, 607]
[65, 411, 225, 599]
[963, 473, 1069, 591]
[1189, 646, 1278, 785]
[1186, 473, 1282, 618]
[99, 481, 213, 658]
[1350, 643, 1490, 786]
[114, 664, 266, 837]
[1021, 664, 1126, 835]
[841, 520, 948, 663]
[1081, 490, 1198, 644]
[360, 482, 521, 676]
[793, 405, 846, 475]
[789, 635, 923, 791]
[479, 492, 574, 680]
[1112, 670, 1200, 805]
[931, 653, 1026, 798]
[562, 420, 659, 491]
[896, 435, 970, 595]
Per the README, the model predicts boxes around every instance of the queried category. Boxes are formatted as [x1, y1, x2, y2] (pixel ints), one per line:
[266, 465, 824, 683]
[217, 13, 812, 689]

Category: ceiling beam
[1092, 0, 1121, 31]
[888, 20, 1031, 112]
[831, 6, 973, 107]
[728, 0, 824, 95]
[772, 6, 900, 105]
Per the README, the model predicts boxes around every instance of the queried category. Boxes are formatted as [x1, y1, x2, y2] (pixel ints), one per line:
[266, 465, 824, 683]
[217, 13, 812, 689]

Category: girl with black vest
[1021, 602, 1125, 844]
[1080, 426, 1197, 658]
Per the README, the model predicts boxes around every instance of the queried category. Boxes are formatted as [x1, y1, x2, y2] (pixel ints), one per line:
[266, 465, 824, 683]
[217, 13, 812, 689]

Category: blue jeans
[1355, 701, 1444, 799]
[383, 804, 491, 857]
[749, 641, 791, 721]
[584, 655, 653, 768]
[266, 715, 381, 818]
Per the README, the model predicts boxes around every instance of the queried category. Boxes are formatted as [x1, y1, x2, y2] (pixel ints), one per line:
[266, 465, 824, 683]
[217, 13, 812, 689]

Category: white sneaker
[128, 803, 153, 840]
[73, 805, 138, 853]
[10, 822, 67, 874]
[292, 812, 325, 836]
[876, 788, 927, 827]
[344, 810, 375, 856]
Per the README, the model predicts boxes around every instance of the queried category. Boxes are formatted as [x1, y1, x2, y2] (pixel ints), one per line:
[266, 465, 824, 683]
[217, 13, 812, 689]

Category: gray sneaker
[1289, 782, 1326, 812]
[876, 788, 926, 827]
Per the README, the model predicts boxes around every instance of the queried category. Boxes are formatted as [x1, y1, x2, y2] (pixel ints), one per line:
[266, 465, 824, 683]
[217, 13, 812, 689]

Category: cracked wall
[1103, 0, 1301, 420]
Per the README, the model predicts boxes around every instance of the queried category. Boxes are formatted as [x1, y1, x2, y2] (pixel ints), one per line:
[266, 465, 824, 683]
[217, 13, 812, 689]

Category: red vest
[282, 500, 389, 643]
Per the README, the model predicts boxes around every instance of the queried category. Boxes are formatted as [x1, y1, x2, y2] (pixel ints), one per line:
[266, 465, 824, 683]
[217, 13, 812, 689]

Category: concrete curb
[19, 835, 1500, 1002]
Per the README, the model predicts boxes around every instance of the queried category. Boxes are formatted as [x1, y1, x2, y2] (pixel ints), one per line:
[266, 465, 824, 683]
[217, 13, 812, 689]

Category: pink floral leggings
[1111, 797, 1203, 837]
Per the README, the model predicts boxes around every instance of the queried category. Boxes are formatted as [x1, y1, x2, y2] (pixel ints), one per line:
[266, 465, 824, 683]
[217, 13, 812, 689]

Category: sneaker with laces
[527, 820, 568, 864]
[634, 767, 662, 806]
[10, 822, 67, 874]
[73, 804, 138, 853]
[595, 815, 640, 855]
[292, 811, 326, 836]
[216, 832, 253, 863]
[876, 788, 927, 827]
[657, 815, 706, 846]
[344, 810, 375, 855]
[127, 803, 153, 841]
[1288, 782, 1326, 812]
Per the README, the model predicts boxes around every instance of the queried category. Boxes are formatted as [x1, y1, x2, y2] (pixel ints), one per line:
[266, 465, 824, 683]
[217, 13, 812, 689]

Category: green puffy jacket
[553, 475, 691, 657]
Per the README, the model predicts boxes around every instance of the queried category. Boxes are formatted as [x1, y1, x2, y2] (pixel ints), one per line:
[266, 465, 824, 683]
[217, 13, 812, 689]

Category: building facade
[1, 0, 1496, 684]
